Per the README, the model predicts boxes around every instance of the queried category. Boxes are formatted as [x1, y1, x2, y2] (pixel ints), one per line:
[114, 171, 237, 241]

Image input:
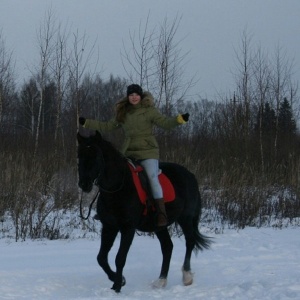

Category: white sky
[1, 0, 300, 100]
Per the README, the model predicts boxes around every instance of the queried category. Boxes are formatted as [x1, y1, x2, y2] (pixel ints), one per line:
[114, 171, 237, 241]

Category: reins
[79, 157, 127, 220]
[78, 139, 127, 220]
[79, 187, 100, 220]
[97, 167, 126, 193]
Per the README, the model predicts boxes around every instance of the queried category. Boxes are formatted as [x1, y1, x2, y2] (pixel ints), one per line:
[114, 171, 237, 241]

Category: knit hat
[127, 84, 143, 97]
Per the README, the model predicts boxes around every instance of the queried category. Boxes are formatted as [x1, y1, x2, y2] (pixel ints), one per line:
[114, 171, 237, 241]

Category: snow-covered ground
[1, 227, 300, 299]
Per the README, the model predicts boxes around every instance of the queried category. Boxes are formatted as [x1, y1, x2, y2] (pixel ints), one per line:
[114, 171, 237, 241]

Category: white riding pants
[139, 159, 163, 199]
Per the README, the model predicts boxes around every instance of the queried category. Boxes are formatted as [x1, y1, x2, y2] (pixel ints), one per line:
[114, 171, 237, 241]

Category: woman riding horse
[77, 131, 211, 292]
[79, 84, 189, 228]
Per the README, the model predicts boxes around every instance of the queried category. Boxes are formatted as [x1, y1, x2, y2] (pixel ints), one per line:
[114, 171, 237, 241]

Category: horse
[77, 131, 211, 293]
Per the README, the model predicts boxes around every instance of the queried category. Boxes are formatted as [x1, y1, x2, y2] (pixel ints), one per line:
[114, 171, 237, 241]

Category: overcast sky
[1, 0, 300, 100]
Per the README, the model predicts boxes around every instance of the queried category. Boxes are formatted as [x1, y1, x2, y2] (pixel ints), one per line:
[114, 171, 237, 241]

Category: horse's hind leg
[152, 228, 173, 288]
[97, 225, 119, 284]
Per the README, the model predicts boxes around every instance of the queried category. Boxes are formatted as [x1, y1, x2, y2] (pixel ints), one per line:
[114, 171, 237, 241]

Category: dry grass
[1, 135, 300, 240]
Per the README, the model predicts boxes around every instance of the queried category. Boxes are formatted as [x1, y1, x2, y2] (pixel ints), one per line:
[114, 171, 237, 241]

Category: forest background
[1, 10, 300, 241]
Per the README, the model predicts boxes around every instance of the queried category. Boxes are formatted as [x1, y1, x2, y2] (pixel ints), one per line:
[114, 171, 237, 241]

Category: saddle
[127, 160, 175, 214]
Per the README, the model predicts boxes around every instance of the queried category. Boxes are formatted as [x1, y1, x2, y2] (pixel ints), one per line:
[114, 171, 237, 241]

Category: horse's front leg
[97, 225, 119, 283]
[152, 228, 173, 288]
[112, 227, 135, 293]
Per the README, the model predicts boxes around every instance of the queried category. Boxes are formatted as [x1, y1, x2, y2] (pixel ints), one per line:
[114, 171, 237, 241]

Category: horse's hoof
[111, 283, 121, 293]
[122, 276, 126, 286]
[182, 269, 193, 286]
[152, 277, 167, 289]
[111, 275, 126, 292]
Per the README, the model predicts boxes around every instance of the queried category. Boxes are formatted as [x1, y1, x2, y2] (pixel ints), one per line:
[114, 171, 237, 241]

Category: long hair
[115, 92, 154, 123]
[115, 98, 130, 123]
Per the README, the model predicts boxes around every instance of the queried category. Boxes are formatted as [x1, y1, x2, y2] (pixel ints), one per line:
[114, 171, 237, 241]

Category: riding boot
[154, 198, 168, 227]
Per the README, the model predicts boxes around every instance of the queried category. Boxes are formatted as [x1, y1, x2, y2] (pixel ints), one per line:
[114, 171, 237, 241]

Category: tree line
[1, 12, 300, 239]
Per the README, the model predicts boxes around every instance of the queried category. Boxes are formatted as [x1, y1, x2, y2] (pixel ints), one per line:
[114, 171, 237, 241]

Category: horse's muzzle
[78, 180, 93, 193]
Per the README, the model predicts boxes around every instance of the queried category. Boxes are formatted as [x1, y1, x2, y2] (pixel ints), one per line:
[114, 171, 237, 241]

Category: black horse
[77, 131, 210, 293]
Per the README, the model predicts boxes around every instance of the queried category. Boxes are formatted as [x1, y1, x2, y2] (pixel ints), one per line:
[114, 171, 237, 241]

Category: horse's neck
[102, 143, 124, 169]
[99, 147, 126, 189]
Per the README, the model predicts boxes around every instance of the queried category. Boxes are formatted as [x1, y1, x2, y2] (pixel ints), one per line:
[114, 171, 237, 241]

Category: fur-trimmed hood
[115, 91, 154, 123]
[140, 91, 154, 107]
[117, 91, 154, 108]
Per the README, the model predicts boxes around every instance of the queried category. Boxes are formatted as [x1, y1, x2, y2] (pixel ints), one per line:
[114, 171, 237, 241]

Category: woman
[79, 84, 189, 227]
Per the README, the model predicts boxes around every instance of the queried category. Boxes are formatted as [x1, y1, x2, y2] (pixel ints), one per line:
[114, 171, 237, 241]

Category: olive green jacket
[83, 92, 184, 160]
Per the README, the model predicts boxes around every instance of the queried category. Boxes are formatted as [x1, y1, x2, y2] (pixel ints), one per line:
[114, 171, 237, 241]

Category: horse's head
[77, 131, 104, 193]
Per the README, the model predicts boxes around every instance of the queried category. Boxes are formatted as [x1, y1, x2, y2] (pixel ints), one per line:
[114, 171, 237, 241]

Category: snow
[1, 227, 300, 299]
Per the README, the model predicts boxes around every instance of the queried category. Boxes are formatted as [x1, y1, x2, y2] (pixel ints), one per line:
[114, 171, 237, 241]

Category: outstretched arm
[79, 117, 120, 133]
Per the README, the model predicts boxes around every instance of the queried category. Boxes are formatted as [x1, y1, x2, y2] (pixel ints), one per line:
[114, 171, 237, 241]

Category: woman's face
[128, 93, 141, 105]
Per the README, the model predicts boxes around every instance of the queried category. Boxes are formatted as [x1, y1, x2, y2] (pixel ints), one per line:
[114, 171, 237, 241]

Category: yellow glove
[177, 114, 186, 124]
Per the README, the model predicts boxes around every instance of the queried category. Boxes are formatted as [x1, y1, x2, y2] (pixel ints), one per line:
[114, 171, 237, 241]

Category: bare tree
[121, 14, 196, 114]
[19, 79, 39, 136]
[33, 8, 57, 157]
[155, 15, 195, 113]
[252, 46, 271, 172]
[121, 13, 155, 88]
[0, 29, 15, 129]
[67, 29, 97, 130]
[233, 30, 255, 138]
[50, 21, 70, 142]
[270, 45, 296, 159]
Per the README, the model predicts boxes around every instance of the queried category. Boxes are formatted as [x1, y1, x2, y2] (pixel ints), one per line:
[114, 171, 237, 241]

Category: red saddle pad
[128, 163, 175, 205]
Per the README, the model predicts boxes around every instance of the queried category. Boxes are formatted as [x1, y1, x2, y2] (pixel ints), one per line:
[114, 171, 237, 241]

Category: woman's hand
[182, 113, 190, 122]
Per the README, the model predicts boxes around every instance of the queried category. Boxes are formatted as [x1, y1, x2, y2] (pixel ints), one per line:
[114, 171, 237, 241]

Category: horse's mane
[78, 131, 125, 164]
[97, 134, 125, 161]
[90, 131, 125, 160]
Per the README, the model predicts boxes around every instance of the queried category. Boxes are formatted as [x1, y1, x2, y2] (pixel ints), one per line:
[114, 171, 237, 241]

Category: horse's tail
[193, 191, 212, 253]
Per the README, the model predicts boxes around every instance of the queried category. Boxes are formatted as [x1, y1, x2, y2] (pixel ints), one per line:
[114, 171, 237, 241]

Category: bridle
[79, 144, 127, 220]
[79, 187, 100, 220]
[96, 147, 127, 193]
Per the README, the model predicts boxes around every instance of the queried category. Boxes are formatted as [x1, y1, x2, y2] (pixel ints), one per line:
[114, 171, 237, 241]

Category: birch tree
[33, 8, 57, 157]
[252, 46, 271, 172]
